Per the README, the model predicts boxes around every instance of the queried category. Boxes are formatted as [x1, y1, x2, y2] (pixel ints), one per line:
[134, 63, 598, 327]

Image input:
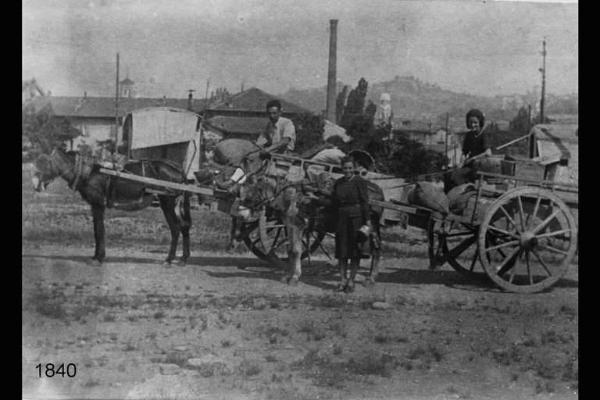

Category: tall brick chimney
[326, 19, 338, 122]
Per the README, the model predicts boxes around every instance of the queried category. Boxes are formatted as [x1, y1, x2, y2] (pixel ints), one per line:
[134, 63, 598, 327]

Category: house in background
[26, 82, 329, 157]
[201, 87, 340, 145]
[201, 115, 267, 142]
[27, 78, 207, 151]
[201, 87, 313, 141]
[205, 87, 311, 119]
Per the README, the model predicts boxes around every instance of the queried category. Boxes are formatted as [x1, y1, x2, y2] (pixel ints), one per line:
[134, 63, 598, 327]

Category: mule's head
[31, 152, 59, 192]
[238, 176, 277, 210]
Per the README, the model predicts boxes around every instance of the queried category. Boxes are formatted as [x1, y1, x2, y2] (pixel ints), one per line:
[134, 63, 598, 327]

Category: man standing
[257, 100, 296, 154]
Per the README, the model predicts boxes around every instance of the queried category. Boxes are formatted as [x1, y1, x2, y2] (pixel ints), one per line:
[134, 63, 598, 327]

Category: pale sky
[22, 0, 578, 98]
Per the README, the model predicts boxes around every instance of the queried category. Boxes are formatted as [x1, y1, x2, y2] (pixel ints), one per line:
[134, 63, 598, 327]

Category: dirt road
[22, 243, 577, 400]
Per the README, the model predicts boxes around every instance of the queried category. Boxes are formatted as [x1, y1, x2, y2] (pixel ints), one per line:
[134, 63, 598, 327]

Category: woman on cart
[445, 109, 492, 192]
[332, 156, 371, 293]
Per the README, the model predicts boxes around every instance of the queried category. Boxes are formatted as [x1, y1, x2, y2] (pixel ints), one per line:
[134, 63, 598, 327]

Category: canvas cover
[128, 107, 201, 179]
[130, 107, 199, 150]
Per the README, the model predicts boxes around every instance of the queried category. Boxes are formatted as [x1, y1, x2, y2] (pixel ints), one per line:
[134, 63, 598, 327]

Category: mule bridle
[46, 148, 83, 191]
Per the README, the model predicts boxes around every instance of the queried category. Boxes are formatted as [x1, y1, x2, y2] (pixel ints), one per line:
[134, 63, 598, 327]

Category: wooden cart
[99, 147, 578, 294]
[373, 168, 578, 293]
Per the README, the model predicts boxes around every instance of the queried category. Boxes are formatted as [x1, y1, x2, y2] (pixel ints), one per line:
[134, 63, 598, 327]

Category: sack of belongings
[447, 183, 477, 215]
[213, 138, 261, 166]
[407, 181, 449, 215]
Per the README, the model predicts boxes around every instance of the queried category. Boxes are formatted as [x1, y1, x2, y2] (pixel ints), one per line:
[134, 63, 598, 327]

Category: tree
[509, 106, 531, 135]
[291, 113, 325, 155]
[335, 85, 349, 124]
[340, 78, 368, 129]
[22, 103, 81, 161]
[384, 132, 447, 178]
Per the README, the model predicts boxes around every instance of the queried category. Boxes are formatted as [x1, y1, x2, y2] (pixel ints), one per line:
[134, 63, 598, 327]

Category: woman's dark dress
[446, 130, 490, 190]
[462, 129, 488, 161]
[332, 176, 370, 259]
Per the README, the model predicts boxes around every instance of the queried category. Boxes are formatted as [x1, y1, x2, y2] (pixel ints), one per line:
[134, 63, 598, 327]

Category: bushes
[292, 113, 325, 155]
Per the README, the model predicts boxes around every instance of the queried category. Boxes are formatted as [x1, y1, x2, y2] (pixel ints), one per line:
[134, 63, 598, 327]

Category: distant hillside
[279, 76, 577, 129]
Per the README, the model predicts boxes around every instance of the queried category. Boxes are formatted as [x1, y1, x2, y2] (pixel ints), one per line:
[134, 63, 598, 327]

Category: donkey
[239, 172, 384, 287]
[31, 147, 192, 265]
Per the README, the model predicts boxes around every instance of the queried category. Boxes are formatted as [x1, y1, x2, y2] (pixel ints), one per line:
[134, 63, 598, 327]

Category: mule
[239, 172, 384, 288]
[31, 148, 192, 265]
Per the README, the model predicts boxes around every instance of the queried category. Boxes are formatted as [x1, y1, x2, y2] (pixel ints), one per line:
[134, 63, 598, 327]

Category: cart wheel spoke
[516, 195, 526, 232]
[496, 246, 521, 276]
[525, 251, 533, 285]
[508, 254, 518, 284]
[447, 235, 477, 260]
[535, 229, 572, 239]
[445, 231, 476, 238]
[487, 225, 519, 240]
[469, 249, 479, 272]
[527, 195, 542, 230]
[538, 244, 569, 256]
[499, 206, 520, 233]
[532, 209, 561, 234]
[271, 227, 283, 249]
[531, 249, 552, 277]
[485, 240, 519, 253]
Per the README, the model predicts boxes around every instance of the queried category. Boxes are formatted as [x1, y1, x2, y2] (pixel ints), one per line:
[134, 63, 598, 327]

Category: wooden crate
[501, 156, 546, 181]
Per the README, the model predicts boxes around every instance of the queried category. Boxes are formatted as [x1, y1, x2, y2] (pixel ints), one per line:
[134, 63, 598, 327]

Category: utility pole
[114, 52, 120, 146]
[204, 79, 210, 103]
[539, 38, 546, 124]
[527, 104, 536, 158]
[444, 112, 449, 169]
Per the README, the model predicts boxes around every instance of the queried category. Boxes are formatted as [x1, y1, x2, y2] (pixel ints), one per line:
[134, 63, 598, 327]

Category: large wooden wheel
[428, 219, 486, 278]
[478, 187, 577, 293]
[241, 209, 325, 267]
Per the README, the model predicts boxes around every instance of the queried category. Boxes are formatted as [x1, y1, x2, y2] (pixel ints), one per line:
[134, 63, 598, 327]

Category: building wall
[70, 117, 121, 151]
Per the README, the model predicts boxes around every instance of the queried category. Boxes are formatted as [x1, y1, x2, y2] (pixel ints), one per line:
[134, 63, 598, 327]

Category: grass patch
[293, 349, 400, 387]
[298, 321, 326, 341]
[328, 321, 348, 338]
[345, 353, 399, 377]
[238, 359, 262, 376]
[103, 313, 116, 322]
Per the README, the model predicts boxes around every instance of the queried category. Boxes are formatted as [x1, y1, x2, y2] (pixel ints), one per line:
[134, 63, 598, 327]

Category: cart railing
[475, 171, 578, 192]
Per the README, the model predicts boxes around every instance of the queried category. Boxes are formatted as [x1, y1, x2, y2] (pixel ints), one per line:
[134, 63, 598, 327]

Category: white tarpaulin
[130, 107, 199, 150]
[128, 107, 201, 179]
[322, 120, 351, 143]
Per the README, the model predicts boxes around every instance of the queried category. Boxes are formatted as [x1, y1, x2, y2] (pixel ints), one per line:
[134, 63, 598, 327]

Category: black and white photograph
[22, 0, 578, 398]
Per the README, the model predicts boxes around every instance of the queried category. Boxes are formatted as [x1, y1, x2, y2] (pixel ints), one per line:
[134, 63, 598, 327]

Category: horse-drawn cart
[96, 130, 577, 294]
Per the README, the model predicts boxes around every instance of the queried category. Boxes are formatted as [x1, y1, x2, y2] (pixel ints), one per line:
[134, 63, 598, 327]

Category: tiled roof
[203, 115, 267, 135]
[27, 96, 208, 118]
[209, 87, 311, 115]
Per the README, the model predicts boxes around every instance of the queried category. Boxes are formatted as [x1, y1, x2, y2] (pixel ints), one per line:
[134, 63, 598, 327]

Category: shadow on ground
[23, 252, 578, 293]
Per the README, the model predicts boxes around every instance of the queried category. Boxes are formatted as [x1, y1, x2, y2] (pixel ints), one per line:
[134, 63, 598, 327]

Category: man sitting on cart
[257, 99, 296, 156]
[445, 108, 492, 191]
